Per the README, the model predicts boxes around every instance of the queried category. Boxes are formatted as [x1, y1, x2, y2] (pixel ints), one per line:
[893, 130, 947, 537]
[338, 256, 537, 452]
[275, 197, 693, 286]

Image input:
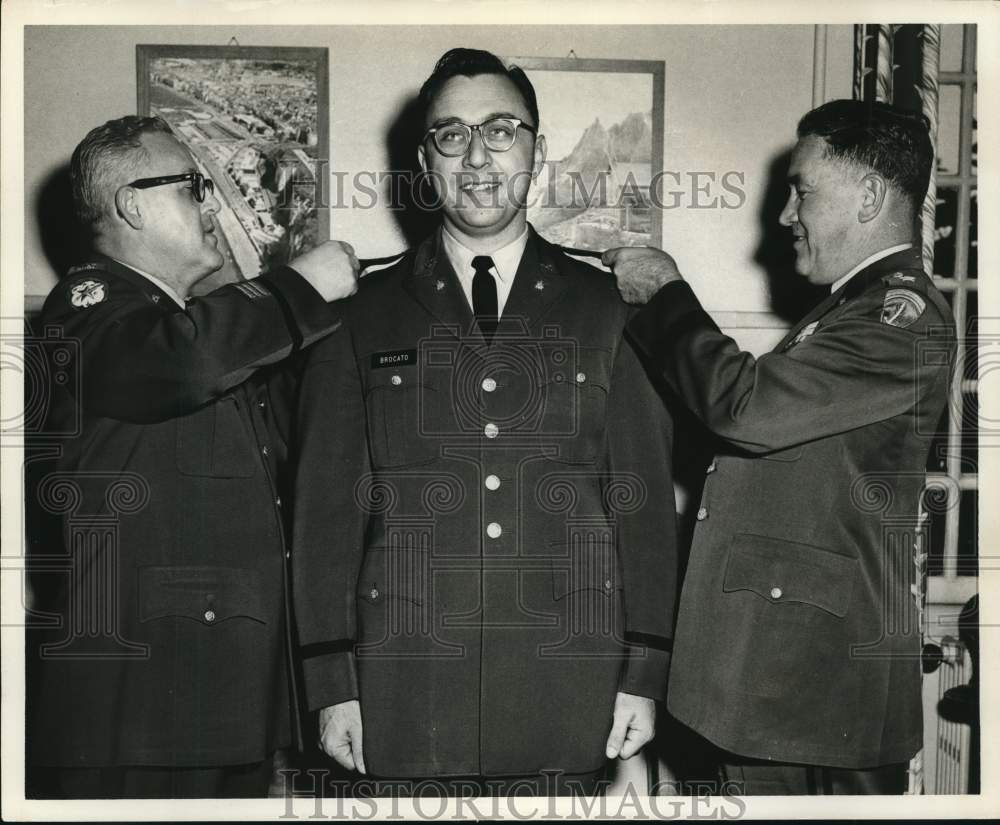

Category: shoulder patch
[881, 288, 926, 328]
[68, 278, 109, 309]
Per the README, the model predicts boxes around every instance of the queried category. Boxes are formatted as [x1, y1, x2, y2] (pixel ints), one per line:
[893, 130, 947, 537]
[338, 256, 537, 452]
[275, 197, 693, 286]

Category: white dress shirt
[441, 226, 530, 317]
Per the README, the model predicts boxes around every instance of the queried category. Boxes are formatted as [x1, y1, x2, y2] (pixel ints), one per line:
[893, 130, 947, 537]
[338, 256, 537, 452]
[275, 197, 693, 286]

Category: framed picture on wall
[137, 44, 329, 290]
[508, 57, 665, 252]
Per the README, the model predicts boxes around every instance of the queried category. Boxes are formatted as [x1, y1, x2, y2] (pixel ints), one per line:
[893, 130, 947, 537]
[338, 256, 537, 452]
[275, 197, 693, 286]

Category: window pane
[936, 85, 962, 176]
[939, 24, 965, 72]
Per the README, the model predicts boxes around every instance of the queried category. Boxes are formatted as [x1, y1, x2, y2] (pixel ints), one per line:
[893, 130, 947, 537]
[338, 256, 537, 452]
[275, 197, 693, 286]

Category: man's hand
[289, 240, 360, 303]
[605, 691, 656, 760]
[318, 699, 366, 773]
[602, 247, 683, 305]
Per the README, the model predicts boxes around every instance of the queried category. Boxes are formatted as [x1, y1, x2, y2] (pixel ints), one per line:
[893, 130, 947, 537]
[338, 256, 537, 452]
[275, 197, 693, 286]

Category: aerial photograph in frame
[137, 45, 328, 290]
[512, 57, 665, 252]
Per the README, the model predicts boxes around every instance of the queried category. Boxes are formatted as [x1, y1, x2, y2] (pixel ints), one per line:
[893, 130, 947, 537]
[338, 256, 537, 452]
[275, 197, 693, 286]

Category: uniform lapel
[496, 227, 569, 339]
[401, 229, 476, 342]
[774, 246, 924, 352]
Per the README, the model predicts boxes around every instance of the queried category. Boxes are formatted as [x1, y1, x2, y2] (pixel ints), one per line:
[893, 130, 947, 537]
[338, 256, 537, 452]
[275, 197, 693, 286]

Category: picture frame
[137, 44, 329, 289]
[509, 57, 665, 252]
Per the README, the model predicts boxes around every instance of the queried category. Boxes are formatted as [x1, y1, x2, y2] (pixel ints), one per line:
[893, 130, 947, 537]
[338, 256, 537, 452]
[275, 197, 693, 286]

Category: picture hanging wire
[227, 36, 241, 47]
[567, 49, 578, 59]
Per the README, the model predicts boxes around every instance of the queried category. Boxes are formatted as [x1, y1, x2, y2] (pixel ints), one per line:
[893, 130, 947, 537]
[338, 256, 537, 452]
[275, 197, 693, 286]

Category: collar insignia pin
[435, 279, 445, 291]
[534, 280, 545, 291]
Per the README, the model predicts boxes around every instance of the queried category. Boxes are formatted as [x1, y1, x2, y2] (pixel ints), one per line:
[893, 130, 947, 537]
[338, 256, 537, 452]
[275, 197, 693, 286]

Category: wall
[24, 24, 853, 351]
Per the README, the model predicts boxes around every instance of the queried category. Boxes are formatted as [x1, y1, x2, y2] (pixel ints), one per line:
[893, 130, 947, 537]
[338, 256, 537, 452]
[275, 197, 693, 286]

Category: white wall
[24, 24, 854, 348]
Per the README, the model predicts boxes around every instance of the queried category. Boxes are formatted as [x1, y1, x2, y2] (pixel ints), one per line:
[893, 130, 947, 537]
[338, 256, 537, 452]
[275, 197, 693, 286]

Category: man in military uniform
[26, 115, 359, 797]
[604, 100, 954, 794]
[293, 49, 676, 795]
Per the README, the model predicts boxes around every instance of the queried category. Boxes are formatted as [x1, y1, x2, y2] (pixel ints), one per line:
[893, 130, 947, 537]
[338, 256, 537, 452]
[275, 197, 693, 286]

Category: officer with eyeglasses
[292, 48, 677, 796]
[26, 115, 360, 798]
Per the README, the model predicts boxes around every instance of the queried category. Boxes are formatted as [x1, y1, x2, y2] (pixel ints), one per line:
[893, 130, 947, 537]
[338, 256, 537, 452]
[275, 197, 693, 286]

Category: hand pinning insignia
[69, 279, 108, 309]
[881, 288, 926, 328]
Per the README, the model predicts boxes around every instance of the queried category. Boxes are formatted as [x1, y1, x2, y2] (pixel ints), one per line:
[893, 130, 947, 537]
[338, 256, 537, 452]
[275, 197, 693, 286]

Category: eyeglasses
[128, 171, 215, 203]
[423, 117, 537, 157]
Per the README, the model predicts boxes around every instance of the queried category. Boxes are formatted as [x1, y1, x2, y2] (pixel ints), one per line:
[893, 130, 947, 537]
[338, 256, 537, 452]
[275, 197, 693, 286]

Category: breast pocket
[537, 347, 611, 464]
[365, 371, 440, 469]
[176, 397, 257, 478]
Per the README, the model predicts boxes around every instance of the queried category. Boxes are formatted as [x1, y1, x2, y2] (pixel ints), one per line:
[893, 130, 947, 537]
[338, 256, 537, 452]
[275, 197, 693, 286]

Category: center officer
[292, 48, 677, 795]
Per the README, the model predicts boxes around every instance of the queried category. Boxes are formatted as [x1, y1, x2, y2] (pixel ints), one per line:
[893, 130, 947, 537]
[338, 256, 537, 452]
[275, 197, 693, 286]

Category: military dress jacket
[625, 246, 954, 769]
[26, 254, 340, 767]
[293, 227, 677, 778]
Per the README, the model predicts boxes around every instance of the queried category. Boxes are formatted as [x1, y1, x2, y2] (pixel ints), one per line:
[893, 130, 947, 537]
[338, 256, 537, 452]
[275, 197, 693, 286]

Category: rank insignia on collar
[69, 279, 108, 309]
[534, 280, 545, 291]
[436, 280, 446, 291]
[881, 288, 926, 328]
[890, 273, 917, 283]
[789, 321, 819, 347]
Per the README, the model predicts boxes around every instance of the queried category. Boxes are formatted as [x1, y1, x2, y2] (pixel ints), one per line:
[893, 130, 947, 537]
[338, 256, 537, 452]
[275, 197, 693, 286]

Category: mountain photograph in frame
[511, 57, 665, 252]
[137, 45, 329, 293]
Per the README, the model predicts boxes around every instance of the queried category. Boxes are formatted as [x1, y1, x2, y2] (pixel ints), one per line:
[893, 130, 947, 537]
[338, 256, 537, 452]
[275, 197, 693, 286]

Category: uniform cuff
[301, 648, 359, 712]
[620, 641, 671, 700]
[257, 266, 342, 352]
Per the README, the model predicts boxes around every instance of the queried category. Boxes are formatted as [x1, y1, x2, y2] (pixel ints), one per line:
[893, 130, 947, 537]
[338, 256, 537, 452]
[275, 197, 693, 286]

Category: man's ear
[532, 134, 547, 179]
[114, 185, 144, 230]
[858, 173, 887, 224]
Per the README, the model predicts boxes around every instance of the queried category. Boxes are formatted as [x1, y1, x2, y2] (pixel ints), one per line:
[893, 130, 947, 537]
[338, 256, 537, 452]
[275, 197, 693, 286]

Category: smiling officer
[604, 100, 955, 794]
[293, 48, 677, 795]
[26, 115, 358, 798]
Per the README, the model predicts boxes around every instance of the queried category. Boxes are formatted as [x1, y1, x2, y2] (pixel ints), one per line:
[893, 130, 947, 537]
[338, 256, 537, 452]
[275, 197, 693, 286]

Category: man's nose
[778, 191, 796, 227]
[463, 128, 490, 169]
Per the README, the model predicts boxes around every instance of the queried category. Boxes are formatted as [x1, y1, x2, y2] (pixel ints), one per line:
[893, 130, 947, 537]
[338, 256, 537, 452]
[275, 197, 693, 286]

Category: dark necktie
[471, 255, 498, 342]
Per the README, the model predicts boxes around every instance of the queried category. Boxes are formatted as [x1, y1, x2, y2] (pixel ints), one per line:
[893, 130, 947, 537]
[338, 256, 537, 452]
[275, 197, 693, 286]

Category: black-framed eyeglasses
[128, 171, 215, 203]
[423, 117, 537, 157]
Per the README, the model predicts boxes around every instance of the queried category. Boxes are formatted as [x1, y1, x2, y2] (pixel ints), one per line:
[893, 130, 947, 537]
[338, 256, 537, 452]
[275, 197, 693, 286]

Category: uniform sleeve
[606, 327, 677, 700]
[626, 280, 951, 453]
[47, 266, 341, 423]
[291, 321, 370, 711]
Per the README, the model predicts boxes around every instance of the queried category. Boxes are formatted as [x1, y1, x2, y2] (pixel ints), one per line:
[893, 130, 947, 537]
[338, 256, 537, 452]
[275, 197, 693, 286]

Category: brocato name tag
[371, 349, 418, 369]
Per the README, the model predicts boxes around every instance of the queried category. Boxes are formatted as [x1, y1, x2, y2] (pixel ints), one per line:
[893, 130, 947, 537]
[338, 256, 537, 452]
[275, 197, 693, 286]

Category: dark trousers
[27, 756, 275, 799]
[345, 769, 606, 798]
[720, 757, 909, 795]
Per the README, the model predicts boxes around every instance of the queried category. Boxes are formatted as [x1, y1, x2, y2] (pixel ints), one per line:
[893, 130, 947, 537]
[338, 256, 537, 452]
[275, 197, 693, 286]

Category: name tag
[371, 349, 417, 369]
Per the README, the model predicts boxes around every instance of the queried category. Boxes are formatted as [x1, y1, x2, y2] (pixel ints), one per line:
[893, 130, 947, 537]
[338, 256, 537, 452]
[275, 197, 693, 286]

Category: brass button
[486, 522, 502, 539]
[576, 372, 587, 383]
[204, 610, 216, 623]
[370, 587, 380, 600]
[485, 474, 501, 491]
[696, 507, 708, 521]
[604, 579, 613, 590]
[770, 587, 783, 600]
[275, 497, 282, 508]
[258, 399, 267, 410]
[261, 446, 270, 456]
[482, 377, 497, 393]
[391, 374, 402, 386]
[484, 423, 499, 439]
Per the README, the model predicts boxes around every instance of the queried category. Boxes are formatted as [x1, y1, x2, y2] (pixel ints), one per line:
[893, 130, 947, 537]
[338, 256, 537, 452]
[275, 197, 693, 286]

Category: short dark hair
[797, 99, 933, 215]
[418, 48, 539, 128]
[70, 115, 173, 227]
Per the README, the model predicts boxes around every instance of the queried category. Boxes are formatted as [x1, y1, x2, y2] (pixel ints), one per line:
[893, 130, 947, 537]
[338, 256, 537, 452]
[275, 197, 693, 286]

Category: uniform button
[370, 587, 380, 600]
[576, 372, 587, 383]
[696, 507, 708, 521]
[261, 446, 270, 456]
[391, 374, 402, 386]
[204, 610, 216, 623]
[484, 423, 499, 439]
[151, 295, 160, 303]
[285, 551, 291, 559]
[482, 377, 497, 393]
[485, 474, 501, 491]
[706, 461, 717, 474]
[275, 496, 282, 508]
[604, 578, 613, 590]
[486, 522, 502, 539]
[770, 587, 783, 600]
[258, 399, 267, 410]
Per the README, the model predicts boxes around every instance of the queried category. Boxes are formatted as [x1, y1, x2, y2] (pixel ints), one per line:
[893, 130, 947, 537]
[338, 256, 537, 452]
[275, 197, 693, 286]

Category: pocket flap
[723, 534, 858, 617]
[550, 541, 621, 600]
[138, 566, 266, 624]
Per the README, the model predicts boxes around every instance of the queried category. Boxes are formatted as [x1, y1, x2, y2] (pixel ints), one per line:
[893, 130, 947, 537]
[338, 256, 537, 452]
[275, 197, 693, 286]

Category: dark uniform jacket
[26, 254, 340, 767]
[625, 246, 954, 769]
[293, 227, 677, 778]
